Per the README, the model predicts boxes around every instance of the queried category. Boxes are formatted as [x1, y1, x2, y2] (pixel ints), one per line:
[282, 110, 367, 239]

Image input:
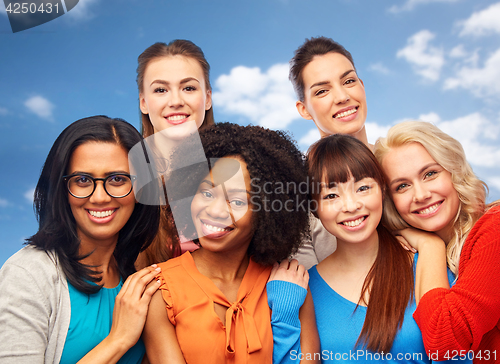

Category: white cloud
[24, 95, 55, 122]
[212, 63, 299, 129]
[449, 45, 467, 59]
[488, 177, 500, 194]
[24, 188, 35, 204]
[366, 122, 391, 145]
[0, 198, 8, 207]
[418, 112, 441, 123]
[444, 48, 500, 98]
[434, 112, 500, 168]
[298, 128, 320, 147]
[458, 2, 500, 37]
[397, 30, 445, 81]
[0, 106, 8, 115]
[369, 63, 390, 75]
[389, 0, 459, 13]
[66, 0, 99, 21]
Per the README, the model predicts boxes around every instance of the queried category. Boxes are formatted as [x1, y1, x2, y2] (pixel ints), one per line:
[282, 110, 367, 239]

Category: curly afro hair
[165, 122, 310, 265]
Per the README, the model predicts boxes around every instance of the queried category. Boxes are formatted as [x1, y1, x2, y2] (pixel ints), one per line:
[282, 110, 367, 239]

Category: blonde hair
[374, 121, 487, 275]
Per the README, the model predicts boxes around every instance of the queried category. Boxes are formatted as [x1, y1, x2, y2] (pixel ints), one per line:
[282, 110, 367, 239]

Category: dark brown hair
[307, 134, 414, 353]
[289, 36, 356, 102]
[136, 40, 215, 138]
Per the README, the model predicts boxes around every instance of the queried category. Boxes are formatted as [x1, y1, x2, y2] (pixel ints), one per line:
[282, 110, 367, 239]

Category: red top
[413, 206, 500, 363]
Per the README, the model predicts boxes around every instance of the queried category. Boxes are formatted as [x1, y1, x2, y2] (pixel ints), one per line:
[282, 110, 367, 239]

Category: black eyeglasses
[63, 173, 136, 199]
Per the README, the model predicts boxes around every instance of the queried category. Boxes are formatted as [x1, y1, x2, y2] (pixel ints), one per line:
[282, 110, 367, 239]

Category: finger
[129, 267, 162, 298]
[296, 263, 305, 277]
[140, 278, 162, 303]
[121, 264, 158, 295]
[288, 259, 299, 271]
[279, 259, 290, 270]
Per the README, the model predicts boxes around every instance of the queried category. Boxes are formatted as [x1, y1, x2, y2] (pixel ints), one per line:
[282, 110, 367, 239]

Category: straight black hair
[27, 115, 160, 294]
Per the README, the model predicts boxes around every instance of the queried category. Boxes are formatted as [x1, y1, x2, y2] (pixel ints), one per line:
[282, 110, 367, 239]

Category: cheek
[391, 193, 410, 215]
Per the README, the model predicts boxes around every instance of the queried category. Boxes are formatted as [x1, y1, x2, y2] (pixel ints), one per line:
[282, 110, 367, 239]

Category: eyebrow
[309, 69, 356, 90]
[150, 77, 200, 87]
[199, 179, 250, 194]
[70, 171, 129, 177]
[389, 162, 441, 187]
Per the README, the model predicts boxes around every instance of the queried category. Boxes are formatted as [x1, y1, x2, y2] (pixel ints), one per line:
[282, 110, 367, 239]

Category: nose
[168, 90, 185, 108]
[89, 181, 112, 204]
[412, 182, 431, 203]
[341, 193, 361, 213]
[332, 86, 350, 104]
[206, 194, 231, 220]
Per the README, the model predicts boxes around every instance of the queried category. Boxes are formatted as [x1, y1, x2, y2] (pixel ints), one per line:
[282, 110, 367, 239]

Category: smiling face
[139, 55, 212, 140]
[316, 175, 382, 246]
[67, 142, 136, 247]
[296, 52, 367, 140]
[190, 157, 254, 254]
[382, 142, 460, 241]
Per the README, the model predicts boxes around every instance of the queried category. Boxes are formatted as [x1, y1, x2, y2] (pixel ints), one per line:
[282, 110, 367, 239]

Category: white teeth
[89, 210, 114, 218]
[335, 108, 357, 119]
[417, 203, 440, 214]
[203, 222, 230, 232]
[166, 114, 187, 121]
[341, 217, 365, 227]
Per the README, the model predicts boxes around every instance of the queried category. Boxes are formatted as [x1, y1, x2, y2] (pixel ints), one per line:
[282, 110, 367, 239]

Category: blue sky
[1, 0, 499, 265]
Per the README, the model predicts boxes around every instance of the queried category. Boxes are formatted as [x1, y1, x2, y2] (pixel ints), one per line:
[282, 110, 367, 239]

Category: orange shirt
[157, 252, 273, 364]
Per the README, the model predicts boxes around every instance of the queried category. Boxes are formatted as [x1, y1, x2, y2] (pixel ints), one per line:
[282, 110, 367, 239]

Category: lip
[333, 106, 358, 121]
[411, 200, 443, 217]
[338, 215, 368, 231]
[199, 219, 234, 239]
[86, 208, 118, 224]
[164, 113, 190, 126]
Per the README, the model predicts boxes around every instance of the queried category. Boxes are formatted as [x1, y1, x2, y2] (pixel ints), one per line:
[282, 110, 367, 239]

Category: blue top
[60, 280, 145, 364]
[308, 254, 470, 363]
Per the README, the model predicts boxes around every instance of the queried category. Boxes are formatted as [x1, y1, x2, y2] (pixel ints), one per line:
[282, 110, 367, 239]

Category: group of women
[0, 36, 497, 364]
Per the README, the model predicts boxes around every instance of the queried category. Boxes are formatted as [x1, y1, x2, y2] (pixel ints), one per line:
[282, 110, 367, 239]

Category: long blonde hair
[374, 121, 487, 275]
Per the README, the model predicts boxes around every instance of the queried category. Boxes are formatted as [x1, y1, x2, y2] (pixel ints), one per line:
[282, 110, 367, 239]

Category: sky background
[1, 0, 499, 265]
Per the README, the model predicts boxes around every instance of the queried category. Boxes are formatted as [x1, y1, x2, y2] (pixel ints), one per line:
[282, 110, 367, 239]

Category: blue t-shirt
[60, 279, 145, 364]
[308, 254, 470, 363]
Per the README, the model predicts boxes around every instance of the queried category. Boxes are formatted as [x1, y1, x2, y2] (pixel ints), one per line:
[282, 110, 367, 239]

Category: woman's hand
[394, 227, 445, 253]
[77, 264, 162, 364]
[108, 265, 162, 349]
[268, 259, 308, 290]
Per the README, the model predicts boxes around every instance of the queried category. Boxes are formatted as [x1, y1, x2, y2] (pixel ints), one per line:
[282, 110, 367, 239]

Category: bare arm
[76, 266, 162, 364]
[142, 290, 186, 364]
[395, 228, 449, 303]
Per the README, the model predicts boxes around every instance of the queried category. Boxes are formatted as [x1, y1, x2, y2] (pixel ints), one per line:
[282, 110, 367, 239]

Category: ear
[359, 78, 365, 87]
[205, 89, 212, 110]
[296, 100, 312, 120]
[139, 93, 149, 115]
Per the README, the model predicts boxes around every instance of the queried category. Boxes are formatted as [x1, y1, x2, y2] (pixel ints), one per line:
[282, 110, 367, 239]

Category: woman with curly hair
[374, 121, 500, 362]
[135, 39, 215, 269]
[143, 123, 319, 363]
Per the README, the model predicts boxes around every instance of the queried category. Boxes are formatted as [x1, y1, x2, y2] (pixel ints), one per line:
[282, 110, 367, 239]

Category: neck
[333, 231, 379, 270]
[192, 248, 250, 282]
[78, 235, 120, 286]
[351, 126, 371, 150]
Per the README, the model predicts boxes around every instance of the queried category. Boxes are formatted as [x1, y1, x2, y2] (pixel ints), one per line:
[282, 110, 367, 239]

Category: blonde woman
[374, 121, 500, 362]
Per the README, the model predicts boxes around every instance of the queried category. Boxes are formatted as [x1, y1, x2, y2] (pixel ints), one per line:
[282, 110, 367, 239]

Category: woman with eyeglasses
[0, 115, 160, 364]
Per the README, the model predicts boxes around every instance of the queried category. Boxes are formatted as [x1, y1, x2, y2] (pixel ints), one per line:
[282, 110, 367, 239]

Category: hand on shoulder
[268, 259, 309, 290]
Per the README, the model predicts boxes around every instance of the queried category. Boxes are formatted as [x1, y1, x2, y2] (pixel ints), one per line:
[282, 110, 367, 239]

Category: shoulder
[470, 206, 500, 239]
[1, 245, 65, 290]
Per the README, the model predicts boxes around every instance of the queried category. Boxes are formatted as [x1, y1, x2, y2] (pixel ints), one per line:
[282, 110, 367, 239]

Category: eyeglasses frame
[62, 173, 137, 199]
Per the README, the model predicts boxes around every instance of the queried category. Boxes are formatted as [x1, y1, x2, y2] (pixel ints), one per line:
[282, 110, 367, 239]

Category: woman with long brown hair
[134, 40, 215, 268]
